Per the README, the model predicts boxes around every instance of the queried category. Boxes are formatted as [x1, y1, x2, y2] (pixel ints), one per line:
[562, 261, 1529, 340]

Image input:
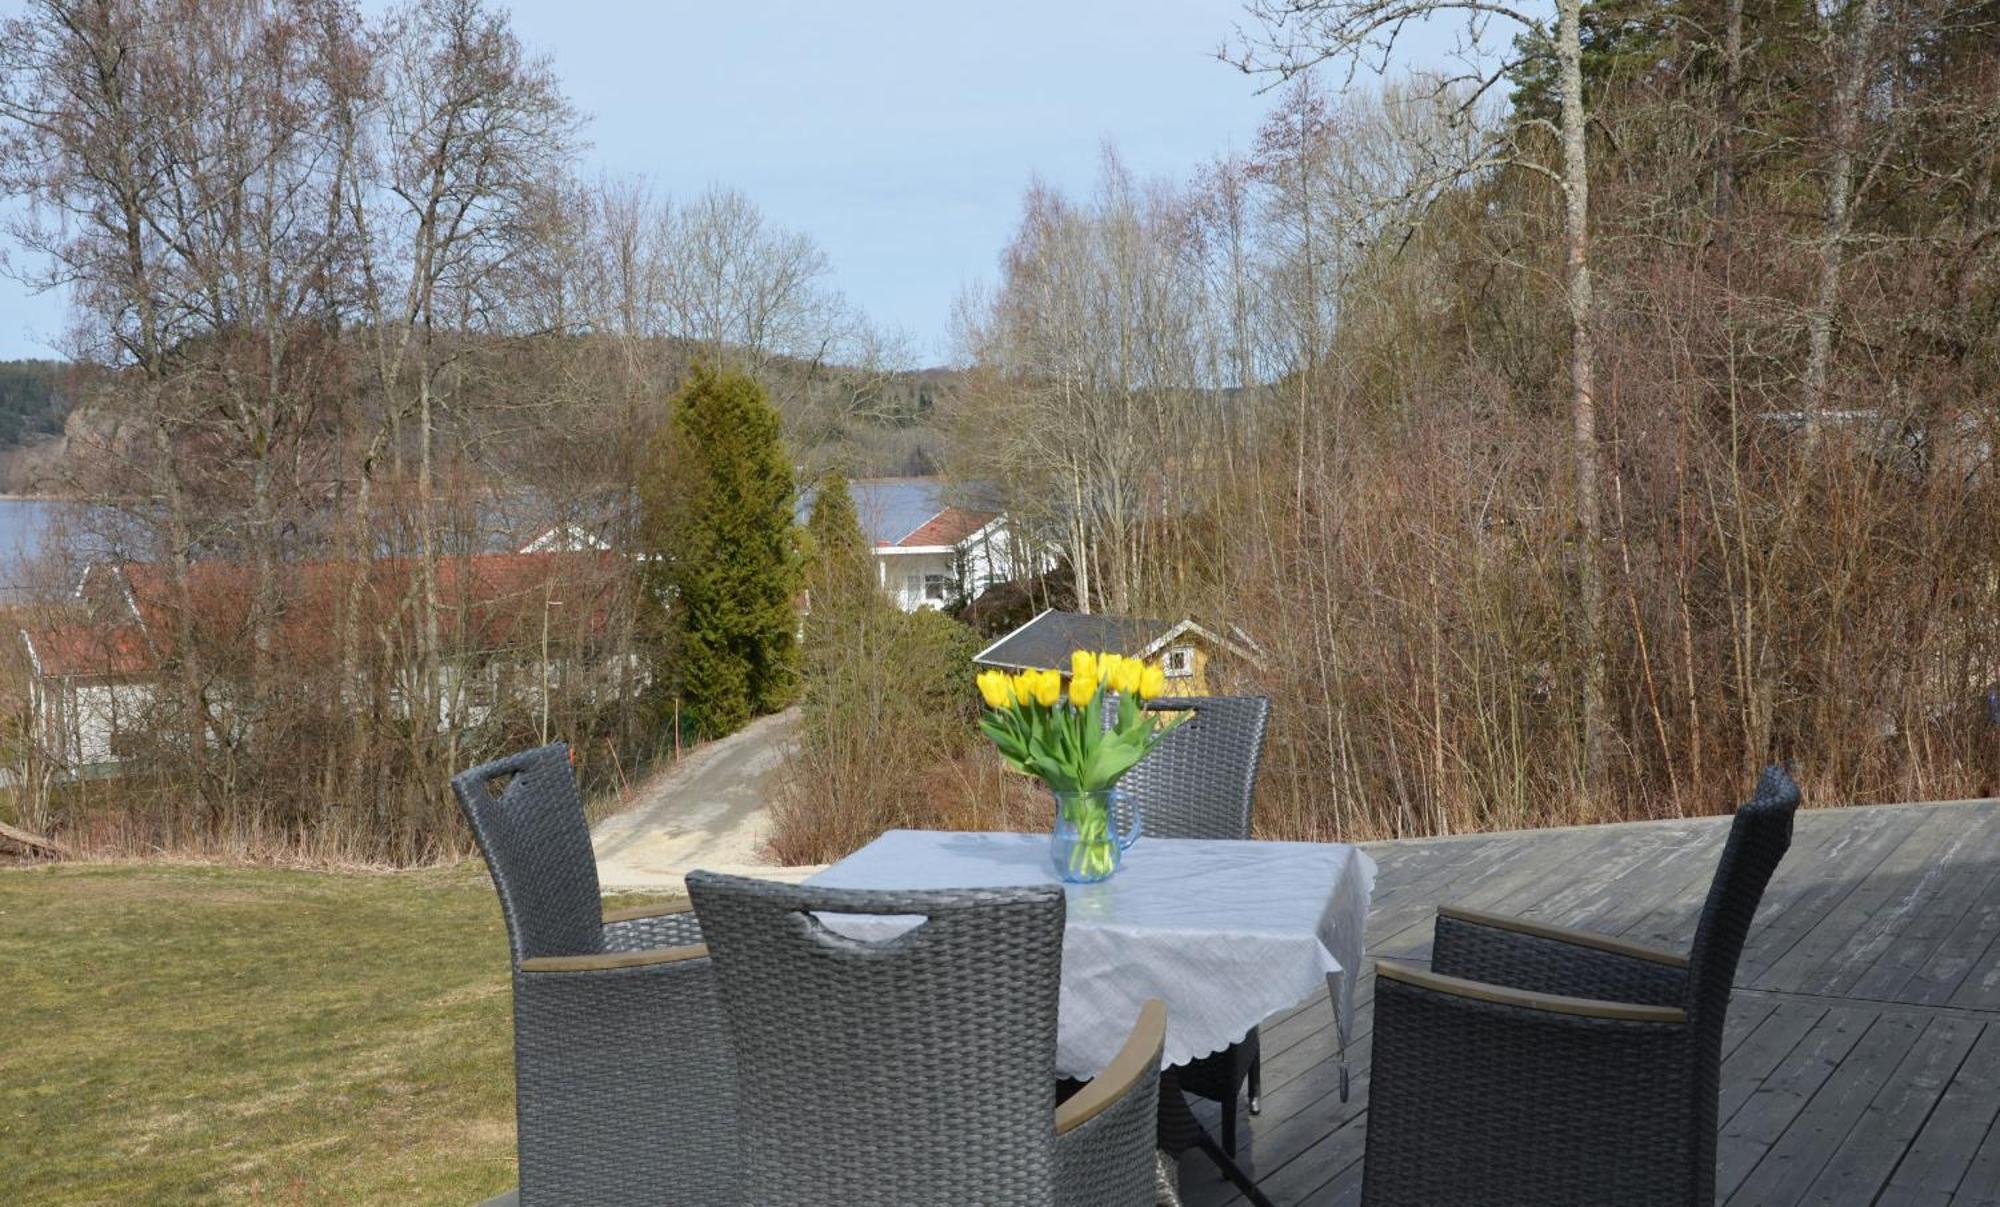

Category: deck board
[1185, 800, 2000, 1206]
[1881, 1023, 2000, 1202]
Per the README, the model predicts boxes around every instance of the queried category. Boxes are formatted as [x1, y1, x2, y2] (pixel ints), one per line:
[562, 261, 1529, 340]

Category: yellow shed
[971, 609, 1263, 696]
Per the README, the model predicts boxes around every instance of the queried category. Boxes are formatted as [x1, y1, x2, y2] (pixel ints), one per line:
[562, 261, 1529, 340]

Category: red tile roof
[21, 623, 152, 678]
[897, 507, 998, 548]
[35, 552, 624, 677]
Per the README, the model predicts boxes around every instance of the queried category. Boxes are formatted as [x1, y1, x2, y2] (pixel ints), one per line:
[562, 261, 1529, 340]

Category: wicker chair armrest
[1056, 999, 1167, 1134]
[520, 943, 709, 974]
[1054, 999, 1166, 1207]
[1432, 907, 1689, 1007]
[1376, 960, 1685, 1023]
[602, 900, 694, 922]
[1439, 906, 1688, 965]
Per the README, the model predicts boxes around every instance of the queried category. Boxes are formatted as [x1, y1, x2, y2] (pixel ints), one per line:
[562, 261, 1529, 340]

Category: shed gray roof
[972, 609, 1177, 672]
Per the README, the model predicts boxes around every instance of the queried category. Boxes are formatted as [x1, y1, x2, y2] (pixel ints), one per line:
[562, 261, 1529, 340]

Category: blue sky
[520, 0, 1276, 364]
[0, 0, 1473, 364]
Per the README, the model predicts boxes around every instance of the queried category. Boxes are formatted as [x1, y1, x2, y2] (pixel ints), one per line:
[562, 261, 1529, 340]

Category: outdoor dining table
[807, 829, 1378, 1206]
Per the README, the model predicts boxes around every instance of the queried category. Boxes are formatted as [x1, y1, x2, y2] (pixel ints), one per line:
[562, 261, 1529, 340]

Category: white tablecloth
[807, 829, 1377, 1080]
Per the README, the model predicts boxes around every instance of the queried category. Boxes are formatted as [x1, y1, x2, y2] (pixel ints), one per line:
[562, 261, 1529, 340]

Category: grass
[0, 859, 683, 1204]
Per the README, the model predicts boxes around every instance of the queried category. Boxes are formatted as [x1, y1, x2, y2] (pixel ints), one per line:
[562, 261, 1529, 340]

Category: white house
[18, 623, 155, 771]
[517, 522, 611, 553]
[871, 505, 1019, 611]
[831, 478, 1048, 612]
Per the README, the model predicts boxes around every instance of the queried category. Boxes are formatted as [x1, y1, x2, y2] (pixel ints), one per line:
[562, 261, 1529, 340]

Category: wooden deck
[1179, 799, 2000, 1206]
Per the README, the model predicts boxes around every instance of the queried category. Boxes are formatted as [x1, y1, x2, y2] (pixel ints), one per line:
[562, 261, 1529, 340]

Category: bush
[772, 605, 1029, 864]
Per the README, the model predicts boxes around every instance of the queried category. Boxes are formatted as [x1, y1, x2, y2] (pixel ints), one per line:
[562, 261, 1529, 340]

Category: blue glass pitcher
[1049, 787, 1142, 883]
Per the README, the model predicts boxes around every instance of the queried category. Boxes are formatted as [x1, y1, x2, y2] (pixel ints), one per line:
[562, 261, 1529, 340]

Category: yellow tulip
[1071, 649, 1098, 682]
[977, 669, 1013, 710]
[1139, 664, 1167, 700]
[1098, 652, 1123, 681]
[1012, 670, 1037, 705]
[1068, 673, 1098, 709]
[1033, 669, 1062, 708]
[1113, 658, 1143, 697]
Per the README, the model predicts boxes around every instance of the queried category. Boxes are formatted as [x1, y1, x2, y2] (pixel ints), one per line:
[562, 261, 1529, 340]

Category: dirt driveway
[591, 708, 817, 890]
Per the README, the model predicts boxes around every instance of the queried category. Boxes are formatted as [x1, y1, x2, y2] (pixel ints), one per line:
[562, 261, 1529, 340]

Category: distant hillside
[0, 361, 69, 450]
[771, 358, 963, 480]
[0, 350, 961, 487]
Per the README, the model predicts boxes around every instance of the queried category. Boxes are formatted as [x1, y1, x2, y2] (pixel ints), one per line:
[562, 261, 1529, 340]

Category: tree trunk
[1716, 0, 1744, 245]
[417, 365, 441, 751]
[250, 442, 277, 742]
[1803, 0, 1882, 415]
[1069, 451, 1092, 615]
[0, 819, 70, 859]
[1558, 0, 1608, 788]
[341, 429, 387, 825]
[150, 403, 217, 818]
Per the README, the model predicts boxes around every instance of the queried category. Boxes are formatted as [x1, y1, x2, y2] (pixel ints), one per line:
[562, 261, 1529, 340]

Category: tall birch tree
[1234, 0, 1612, 785]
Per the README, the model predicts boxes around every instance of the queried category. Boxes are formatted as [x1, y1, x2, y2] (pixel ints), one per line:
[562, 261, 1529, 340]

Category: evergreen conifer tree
[804, 471, 873, 607]
[640, 364, 799, 736]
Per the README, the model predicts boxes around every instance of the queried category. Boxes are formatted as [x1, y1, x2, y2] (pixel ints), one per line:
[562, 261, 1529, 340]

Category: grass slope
[0, 861, 638, 1204]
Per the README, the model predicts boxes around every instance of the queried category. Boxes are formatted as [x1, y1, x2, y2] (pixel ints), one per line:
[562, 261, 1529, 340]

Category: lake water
[0, 498, 57, 559]
[0, 496, 575, 595]
[0, 498, 127, 596]
[0, 498, 59, 587]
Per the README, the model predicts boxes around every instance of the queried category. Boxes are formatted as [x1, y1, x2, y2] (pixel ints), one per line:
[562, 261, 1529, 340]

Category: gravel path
[590, 708, 819, 890]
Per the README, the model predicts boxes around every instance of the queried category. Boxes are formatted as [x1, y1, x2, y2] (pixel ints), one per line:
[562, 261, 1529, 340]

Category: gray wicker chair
[1120, 695, 1272, 1156]
[453, 743, 737, 1206]
[686, 870, 1166, 1206]
[1361, 765, 1803, 1207]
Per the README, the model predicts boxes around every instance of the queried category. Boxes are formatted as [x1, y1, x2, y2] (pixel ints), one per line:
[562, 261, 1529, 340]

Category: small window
[1162, 645, 1196, 678]
[923, 573, 953, 602]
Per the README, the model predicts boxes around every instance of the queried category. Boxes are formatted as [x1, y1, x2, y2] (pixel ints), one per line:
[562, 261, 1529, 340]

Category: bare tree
[1, 1, 209, 806]
[658, 186, 857, 388]
[1800, 0, 1885, 415]
[1251, 77, 1340, 514]
[350, 0, 578, 806]
[955, 151, 1224, 615]
[1, 0, 371, 818]
[1233, 0, 1613, 785]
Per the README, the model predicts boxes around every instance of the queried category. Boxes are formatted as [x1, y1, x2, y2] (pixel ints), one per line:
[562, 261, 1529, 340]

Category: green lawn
[0, 861, 672, 1204]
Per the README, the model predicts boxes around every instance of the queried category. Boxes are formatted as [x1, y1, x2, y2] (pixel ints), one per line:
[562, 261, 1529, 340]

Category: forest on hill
[0, 359, 70, 451]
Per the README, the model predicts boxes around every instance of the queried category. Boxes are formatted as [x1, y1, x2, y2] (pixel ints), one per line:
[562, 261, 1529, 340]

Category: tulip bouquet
[975, 650, 1183, 881]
